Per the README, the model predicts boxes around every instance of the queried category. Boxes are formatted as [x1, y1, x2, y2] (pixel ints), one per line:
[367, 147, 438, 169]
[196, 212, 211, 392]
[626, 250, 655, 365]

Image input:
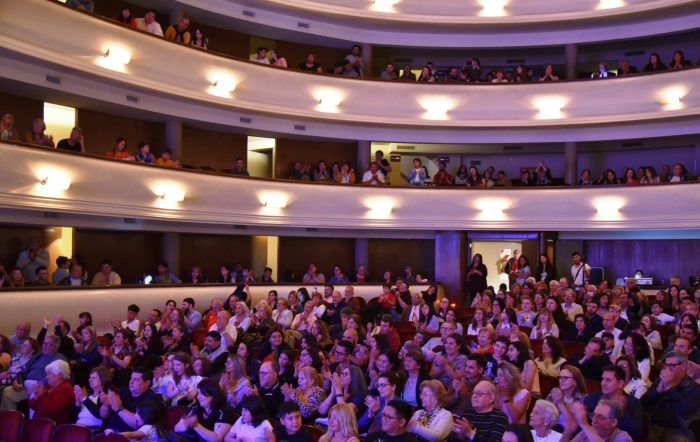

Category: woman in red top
[104, 137, 135, 161]
[29, 359, 75, 424]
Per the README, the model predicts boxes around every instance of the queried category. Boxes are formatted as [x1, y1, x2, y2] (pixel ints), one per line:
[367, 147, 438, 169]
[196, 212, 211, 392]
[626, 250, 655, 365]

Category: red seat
[584, 378, 601, 394]
[0, 410, 24, 442]
[163, 406, 188, 431]
[191, 329, 207, 347]
[21, 418, 55, 442]
[456, 307, 475, 319]
[93, 434, 130, 442]
[53, 424, 91, 442]
[539, 373, 559, 399]
[395, 321, 416, 333]
[304, 425, 324, 442]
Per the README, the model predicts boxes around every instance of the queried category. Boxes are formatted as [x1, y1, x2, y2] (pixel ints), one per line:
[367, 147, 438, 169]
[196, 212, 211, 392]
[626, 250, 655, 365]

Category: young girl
[111, 402, 161, 441]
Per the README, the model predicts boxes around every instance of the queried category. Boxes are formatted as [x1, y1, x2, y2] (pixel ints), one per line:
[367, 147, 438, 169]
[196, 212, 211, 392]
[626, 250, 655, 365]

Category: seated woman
[231, 302, 252, 333]
[546, 366, 587, 427]
[562, 313, 590, 343]
[152, 353, 176, 396]
[24, 117, 54, 147]
[163, 324, 190, 354]
[417, 302, 440, 334]
[496, 307, 519, 338]
[100, 328, 134, 386]
[226, 394, 273, 441]
[320, 403, 360, 442]
[172, 379, 234, 442]
[74, 366, 112, 430]
[467, 307, 491, 336]
[430, 333, 468, 386]
[529, 400, 562, 442]
[104, 137, 135, 161]
[134, 323, 163, 366]
[400, 350, 429, 408]
[643, 52, 667, 72]
[276, 347, 296, 386]
[507, 341, 540, 395]
[163, 352, 204, 406]
[281, 366, 326, 423]
[640, 315, 663, 349]
[219, 354, 253, 409]
[319, 365, 368, 416]
[358, 371, 400, 434]
[71, 325, 102, 384]
[530, 309, 560, 339]
[407, 380, 453, 442]
[616, 355, 648, 399]
[495, 362, 530, 424]
[28, 359, 75, 424]
[0, 337, 38, 387]
[620, 333, 651, 383]
[539, 64, 559, 81]
[535, 336, 567, 377]
[367, 349, 398, 390]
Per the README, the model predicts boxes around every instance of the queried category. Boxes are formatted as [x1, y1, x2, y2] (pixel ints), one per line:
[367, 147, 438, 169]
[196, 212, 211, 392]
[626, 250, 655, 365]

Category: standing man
[16, 237, 49, 283]
[571, 252, 590, 289]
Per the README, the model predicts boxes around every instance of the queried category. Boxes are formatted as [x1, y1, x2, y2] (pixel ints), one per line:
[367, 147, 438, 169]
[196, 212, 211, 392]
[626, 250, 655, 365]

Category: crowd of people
[62, 2, 699, 83]
[1, 245, 699, 441]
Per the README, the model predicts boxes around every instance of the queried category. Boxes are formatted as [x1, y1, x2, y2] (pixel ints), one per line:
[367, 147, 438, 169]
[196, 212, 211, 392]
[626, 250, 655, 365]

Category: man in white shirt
[143, 11, 163, 37]
[595, 312, 622, 342]
[209, 310, 237, 348]
[362, 163, 386, 185]
[650, 302, 675, 325]
[112, 304, 141, 335]
[570, 252, 590, 288]
[422, 321, 457, 354]
[562, 289, 584, 322]
[250, 46, 270, 64]
[272, 298, 294, 330]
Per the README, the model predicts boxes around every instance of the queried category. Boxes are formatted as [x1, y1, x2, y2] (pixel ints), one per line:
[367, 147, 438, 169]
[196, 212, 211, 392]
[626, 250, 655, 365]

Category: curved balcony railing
[2, 142, 699, 233]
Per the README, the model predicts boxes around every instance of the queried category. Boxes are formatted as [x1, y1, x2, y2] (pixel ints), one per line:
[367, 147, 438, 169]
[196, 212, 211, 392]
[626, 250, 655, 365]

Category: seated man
[379, 63, 397, 80]
[591, 62, 616, 79]
[562, 401, 632, 442]
[617, 59, 638, 76]
[342, 286, 361, 314]
[275, 401, 314, 442]
[112, 304, 141, 335]
[57, 263, 86, 286]
[182, 298, 202, 333]
[164, 17, 191, 44]
[256, 361, 284, 418]
[362, 163, 387, 185]
[56, 126, 86, 153]
[583, 365, 642, 439]
[452, 380, 509, 441]
[641, 351, 700, 441]
[92, 259, 122, 286]
[250, 46, 270, 64]
[191, 331, 229, 374]
[9, 320, 32, 349]
[567, 337, 611, 381]
[143, 11, 163, 37]
[422, 321, 457, 354]
[152, 261, 181, 285]
[31, 266, 51, 286]
[208, 311, 237, 349]
[366, 399, 418, 442]
[102, 368, 161, 432]
[594, 312, 622, 342]
[52, 256, 70, 285]
[229, 157, 250, 176]
[16, 237, 50, 283]
[446, 354, 490, 416]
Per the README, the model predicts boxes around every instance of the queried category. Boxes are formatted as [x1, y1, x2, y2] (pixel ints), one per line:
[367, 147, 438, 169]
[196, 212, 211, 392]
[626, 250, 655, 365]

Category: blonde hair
[537, 308, 555, 332]
[320, 403, 359, 442]
[224, 354, 249, 388]
[497, 362, 523, 397]
[419, 379, 447, 407]
[298, 366, 323, 389]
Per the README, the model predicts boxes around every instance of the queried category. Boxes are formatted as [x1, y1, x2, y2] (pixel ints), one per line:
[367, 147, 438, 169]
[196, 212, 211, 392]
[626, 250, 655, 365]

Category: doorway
[468, 233, 539, 290]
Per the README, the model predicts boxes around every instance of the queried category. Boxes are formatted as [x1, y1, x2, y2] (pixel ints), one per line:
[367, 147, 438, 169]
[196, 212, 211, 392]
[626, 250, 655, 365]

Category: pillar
[357, 140, 371, 174]
[564, 142, 578, 185]
[165, 119, 183, 162]
[434, 231, 466, 306]
[361, 43, 373, 78]
[564, 44, 578, 80]
[251, 236, 279, 281]
[162, 232, 180, 277]
[355, 238, 369, 275]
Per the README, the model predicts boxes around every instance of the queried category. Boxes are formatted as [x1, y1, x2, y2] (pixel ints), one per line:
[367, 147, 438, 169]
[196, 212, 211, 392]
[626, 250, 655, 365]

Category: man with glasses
[423, 321, 457, 354]
[562, 400, 632, 442]
[255, 360, 284, 418]
[641, 352, 700, 442]
[0, 334, 64, 410]
[366, 399, 418, 442]
[329, 340, 354, 373]
[452, 380, 508, 441]
[583, 365, 642, 439]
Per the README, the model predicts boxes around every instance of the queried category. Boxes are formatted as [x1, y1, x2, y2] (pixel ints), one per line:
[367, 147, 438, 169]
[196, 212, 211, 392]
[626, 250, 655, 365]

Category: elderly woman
[529, 399, 562, 441]
[281, 366, 326, 422]
[75, 366, 112, 429]
[28, 359, 75, 424]
[407, 379, 453, 442]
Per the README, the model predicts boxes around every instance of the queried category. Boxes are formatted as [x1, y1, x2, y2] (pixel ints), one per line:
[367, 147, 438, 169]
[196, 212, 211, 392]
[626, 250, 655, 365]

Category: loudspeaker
[589, 267, 605, 285]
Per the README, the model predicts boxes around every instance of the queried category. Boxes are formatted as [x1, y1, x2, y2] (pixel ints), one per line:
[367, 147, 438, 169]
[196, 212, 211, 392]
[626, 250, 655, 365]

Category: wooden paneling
[584, 240, 700, 286]
[278, 237, 355, 283]
[181, 126, 247, 171]
[76, 109, 165, 157]
[179, 234, 251, 282]
[275, 41, 348, 73]
[74, 229, 162, 284]
[0, 225, 44, 274]
[369, 239, 436, 281]
[0, 92, 44, 141]
[275, 138, 358, 179]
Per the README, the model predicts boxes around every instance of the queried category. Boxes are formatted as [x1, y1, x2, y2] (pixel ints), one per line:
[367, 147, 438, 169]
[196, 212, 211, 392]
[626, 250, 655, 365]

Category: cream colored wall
[471, 240, 522, 289]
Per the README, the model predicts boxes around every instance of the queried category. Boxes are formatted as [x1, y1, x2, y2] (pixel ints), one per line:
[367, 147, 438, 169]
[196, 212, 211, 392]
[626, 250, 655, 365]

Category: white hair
[534, 399, 560, 428]
[45, 359, 71, 380]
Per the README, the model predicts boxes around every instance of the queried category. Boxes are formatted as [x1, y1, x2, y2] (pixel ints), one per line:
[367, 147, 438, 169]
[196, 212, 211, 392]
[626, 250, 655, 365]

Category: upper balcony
[1, 0, 699, 144]
[156, 0, 700, 47]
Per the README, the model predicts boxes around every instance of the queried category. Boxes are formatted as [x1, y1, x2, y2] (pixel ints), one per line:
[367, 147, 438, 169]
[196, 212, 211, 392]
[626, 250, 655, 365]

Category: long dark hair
[239, 394, 269, 426]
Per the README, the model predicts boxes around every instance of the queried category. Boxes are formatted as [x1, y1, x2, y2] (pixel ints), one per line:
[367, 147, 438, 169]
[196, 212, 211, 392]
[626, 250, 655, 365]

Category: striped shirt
[458, 408, 508, 442]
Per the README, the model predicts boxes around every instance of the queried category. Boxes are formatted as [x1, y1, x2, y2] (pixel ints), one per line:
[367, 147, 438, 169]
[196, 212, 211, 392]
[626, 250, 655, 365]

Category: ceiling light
[477, 0, 508, 16]
[418, 96, 456, 120]
[657, 86, 686, 111]
[532, 96, 569, 119]
[96, 45, 131, 72]
[370, 0, 399, 12]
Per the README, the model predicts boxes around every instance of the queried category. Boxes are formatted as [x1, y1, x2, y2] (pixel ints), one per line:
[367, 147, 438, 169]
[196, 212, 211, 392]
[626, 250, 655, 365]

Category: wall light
[593, 196, 626, 220]
[39, 174, 71, 191]
[259, 192, 288, 209]
[207, 72, 238, 98]
[532, 96, 569, 119]
[473, 198, 511, 220]
[96, 45, 131, 72]
[365, 197, 395, 218]
[597, 0, 625, 9]
[370, 0, 400, 12]
[418, 96, 456, 120]
[151, 182, 187, 209]
[657, 86, 686, 111]
[158, 189, 185, 203]
[313, 89, 344, 113]
[477, 0, 508, 16]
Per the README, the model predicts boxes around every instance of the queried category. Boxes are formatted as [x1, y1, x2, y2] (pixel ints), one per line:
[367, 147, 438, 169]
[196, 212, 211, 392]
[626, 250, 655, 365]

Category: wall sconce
[418, 97, 456, 120]
[208, 73, 237, 98]
[597, 0, 625, 9]
[370, 0, 399, 12]
[365, 197, 395, 218]
[657, 86, 686, 111]
[532, 96, 569, 120]
[474, 198, 511, 220]
[39, 174, 71, 191]
[260, 193, 288, 209]
[158, 190, 185, 203]
[96, 45, 131, 72]
[477, 0, 508, 16]
[313, 89, 344, 113]
[593, 196, 625, 220]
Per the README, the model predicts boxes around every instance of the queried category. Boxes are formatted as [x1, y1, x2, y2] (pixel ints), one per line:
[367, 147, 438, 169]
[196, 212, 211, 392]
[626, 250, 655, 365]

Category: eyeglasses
[662, 361, 684, 370]
[592, 413, 614, 421]
[381, 413, 403, 420]
[377, 383, 390, 388]
[557, 376, 574, 381]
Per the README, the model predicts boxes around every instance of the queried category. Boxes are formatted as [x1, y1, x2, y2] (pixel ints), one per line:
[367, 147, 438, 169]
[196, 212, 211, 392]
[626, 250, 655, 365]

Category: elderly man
[595, 312, 622, 342]
[192, 331, 228, 374]
[164, 16, 191, 44]
[343, 285, 361, 314]
[322, 291, 346, 325]
[568, 337, 611, 381]
[1, 335, 64, 410]
[9, 320, 32, 349]
[272, 298, 294, 330]
[57, 263, 86, 286]
[423, 321, 457, 354]
[362, 162, 386, 185]
[256, 361, 284, 417]
[401, 292, 423, 322]
[209, 310, 237, 349]
[583, 365, 642, 439]
[452, 380, 509, 441]
[563, 400, 632, 442]
[16, 237, 49, 283]
[203, 298, 224, 331]
[641, 351, 700, 441]
[562, 289, 583, 322]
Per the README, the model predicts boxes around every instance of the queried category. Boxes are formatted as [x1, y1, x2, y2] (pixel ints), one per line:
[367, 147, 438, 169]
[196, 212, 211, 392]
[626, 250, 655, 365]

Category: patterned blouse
[292, 385, 326, 418]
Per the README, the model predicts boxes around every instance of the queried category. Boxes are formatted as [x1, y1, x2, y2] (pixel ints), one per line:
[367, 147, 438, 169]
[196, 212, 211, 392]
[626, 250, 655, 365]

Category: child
[109, 402, 161, 441]
[274, 401, 314, 442]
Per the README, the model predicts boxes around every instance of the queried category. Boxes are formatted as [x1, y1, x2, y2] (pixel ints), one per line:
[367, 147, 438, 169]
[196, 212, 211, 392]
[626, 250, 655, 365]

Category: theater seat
[539, 374, 558, 399]
[53, 424, 91, 442]
[21, 418, 55, 442]
[163, 406, 188, 431]
[304, 425, 324, 442]
[93, 433, 130, 442]
[191, 329, 207, 347]
[0, 410, 24, 442]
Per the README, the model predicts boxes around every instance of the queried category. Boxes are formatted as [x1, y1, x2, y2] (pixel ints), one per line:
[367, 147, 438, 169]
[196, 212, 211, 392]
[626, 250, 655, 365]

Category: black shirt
[257, 382, 284, 417]
[274, 426, 314, 442]
[56, 139, 82, 152]
[366, 431, 419, 442]
[105, 388, 161, 431]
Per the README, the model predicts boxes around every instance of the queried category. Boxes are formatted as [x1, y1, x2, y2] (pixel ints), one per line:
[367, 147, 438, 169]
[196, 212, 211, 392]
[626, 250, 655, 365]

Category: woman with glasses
[281, 366, 326, 423]
[319, 365, 368, 416]
[616, 355, 648, 399]
[546, 366, 587, 427]
[407, 379, 453, 442]
[358, 371, 399, 434]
